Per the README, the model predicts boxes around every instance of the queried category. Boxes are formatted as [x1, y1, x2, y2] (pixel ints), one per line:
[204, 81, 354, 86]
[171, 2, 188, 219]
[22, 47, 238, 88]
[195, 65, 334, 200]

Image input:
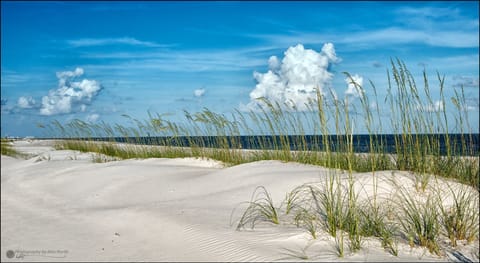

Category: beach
[1, 139, 478, 262]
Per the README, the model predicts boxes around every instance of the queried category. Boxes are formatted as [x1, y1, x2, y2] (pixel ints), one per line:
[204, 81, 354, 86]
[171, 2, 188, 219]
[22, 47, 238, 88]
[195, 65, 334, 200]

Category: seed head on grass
[235, 186, 280, 230]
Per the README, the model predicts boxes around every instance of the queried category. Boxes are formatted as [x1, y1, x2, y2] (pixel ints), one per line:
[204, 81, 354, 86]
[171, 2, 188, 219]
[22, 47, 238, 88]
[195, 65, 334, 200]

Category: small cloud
[86, 113, 100, 123]
[40, 68, 103, 116]
[372, 61, 383, 68]
[17, 96, 36, 109]
[345, 74, 364, 99]
[465, 105, 478, 111]
[321, 43, 340, 63]
[56, 67, 84, 80]
[1, 71, 31, 86]
[465, 98, 480, 112]
[418, 100, 444, 112]
[194, 88, 206, 97]
[418, 62, 428, 68]
[268, 56, 281, 71]
[67, 37, 166, 48]
[452, 75, 479, 88]
[175, 97, 192, 103]
[1, 98, 12, 114]
[463, 97, 480, 111]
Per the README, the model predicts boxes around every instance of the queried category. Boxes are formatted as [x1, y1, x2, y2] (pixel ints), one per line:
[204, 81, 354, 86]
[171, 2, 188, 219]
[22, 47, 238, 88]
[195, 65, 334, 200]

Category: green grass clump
[235, 186, 280, 230]
[284, 186, 306, 216]
[309, 175, 347, 238]
[1, 138, 16, 156]
[396, 187, 441, 255]
[1, 138, 24, 158]
[293, 208, 319, 239]
[438, 184, 479, 247]
[358, 200, 399, 256]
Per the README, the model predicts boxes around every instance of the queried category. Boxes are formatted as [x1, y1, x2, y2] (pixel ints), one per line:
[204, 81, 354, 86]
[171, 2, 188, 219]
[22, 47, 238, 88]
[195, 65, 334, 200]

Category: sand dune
[1, 140, 478, 261]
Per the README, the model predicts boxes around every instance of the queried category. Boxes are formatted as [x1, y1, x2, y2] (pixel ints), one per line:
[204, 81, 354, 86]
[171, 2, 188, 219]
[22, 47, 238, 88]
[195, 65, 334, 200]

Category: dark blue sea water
[63, 134, 480, 156]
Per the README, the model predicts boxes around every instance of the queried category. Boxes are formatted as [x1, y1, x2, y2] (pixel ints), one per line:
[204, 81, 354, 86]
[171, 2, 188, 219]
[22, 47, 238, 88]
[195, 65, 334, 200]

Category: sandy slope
[1, 140, 478, 262]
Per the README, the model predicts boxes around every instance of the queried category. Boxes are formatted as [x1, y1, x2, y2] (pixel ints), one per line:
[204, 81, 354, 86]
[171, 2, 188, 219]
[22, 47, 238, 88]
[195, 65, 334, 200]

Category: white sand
[1, 140, 478, 262]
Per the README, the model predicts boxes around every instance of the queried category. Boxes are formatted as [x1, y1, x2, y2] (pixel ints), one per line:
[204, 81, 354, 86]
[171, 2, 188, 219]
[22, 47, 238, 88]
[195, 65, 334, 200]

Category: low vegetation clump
[234, 186, 280, 230]
[396, 187, 442, 255]
[438, 184, 479, 247]
[232, 172, 479, 259]
[1, 138, 24, 158]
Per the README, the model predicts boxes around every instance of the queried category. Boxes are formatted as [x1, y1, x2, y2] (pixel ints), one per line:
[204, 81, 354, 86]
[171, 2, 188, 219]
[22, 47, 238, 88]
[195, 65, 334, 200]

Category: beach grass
[235, 186, 280, 230]
[35, 59, 479, 258]
[438, 184, 479, 247]
[230, 171, 478, 258]
[396, 185, 442, 255]
[1, 138, 17, 156]
[1, 138, 26, 158]
[41, 59, 478, 190]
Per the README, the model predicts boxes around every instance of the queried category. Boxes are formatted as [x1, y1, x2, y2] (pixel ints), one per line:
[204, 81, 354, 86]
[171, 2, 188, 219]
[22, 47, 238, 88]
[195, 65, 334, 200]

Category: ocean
[61, 133, 480, 156]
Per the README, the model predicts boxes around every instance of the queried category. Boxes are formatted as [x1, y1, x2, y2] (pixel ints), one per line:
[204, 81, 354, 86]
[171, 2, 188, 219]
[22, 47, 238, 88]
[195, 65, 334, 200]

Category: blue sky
[1, 1, 479, 137]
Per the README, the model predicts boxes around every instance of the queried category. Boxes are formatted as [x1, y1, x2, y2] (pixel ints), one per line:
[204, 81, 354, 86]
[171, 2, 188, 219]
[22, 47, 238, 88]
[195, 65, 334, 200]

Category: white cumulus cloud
[40, 68, 102, 116]
[321, 43, 340, 63]
[344, 74, 364, 99]
[86, 113, 100, 123]
[418, 100, 444, 112]
[243, 43, 339, 111]
[17, 96, 36, 109]
[194, 88, 206, 97]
